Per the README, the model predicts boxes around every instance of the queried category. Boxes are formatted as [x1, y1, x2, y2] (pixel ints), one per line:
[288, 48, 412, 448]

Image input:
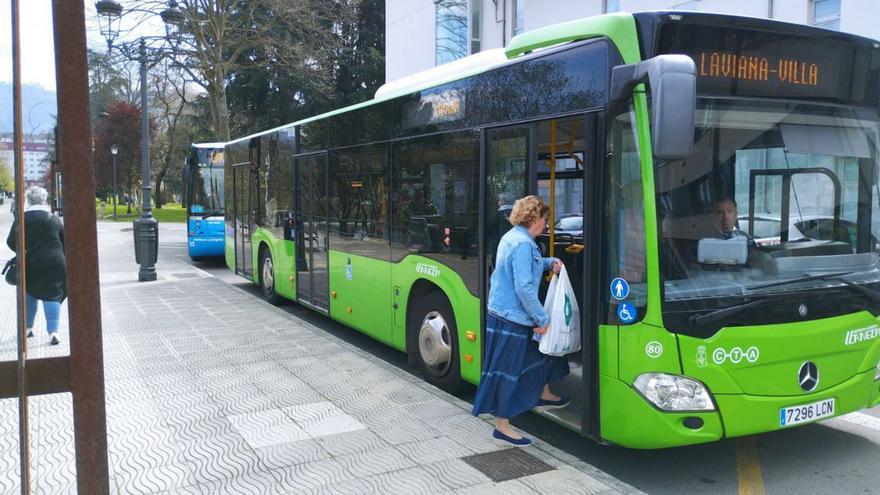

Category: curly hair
[25, 186, 48, 206]
[508, 195, 549, 228]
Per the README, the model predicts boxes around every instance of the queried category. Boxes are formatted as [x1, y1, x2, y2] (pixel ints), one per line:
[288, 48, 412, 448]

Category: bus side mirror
[611, 54, 696, 161]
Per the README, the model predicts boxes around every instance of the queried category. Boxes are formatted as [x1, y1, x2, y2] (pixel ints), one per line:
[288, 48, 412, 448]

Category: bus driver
[713, 197, 754, 244]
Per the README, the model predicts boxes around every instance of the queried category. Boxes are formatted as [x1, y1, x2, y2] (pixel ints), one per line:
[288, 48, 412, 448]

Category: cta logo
[712, 346, 760, 365]
[416, 263, 440, 277]
[844, 325, 880, 346]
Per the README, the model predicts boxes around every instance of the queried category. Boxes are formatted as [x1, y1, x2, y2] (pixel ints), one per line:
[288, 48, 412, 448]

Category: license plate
[779, 398, 835, 427]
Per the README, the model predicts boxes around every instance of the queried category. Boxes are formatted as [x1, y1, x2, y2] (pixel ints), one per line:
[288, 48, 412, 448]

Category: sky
[0, 1, 166, 92]
[0, 1, 59, 91]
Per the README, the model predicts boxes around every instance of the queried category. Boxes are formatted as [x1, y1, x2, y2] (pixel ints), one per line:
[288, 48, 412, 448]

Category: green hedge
[96, 202, 187, 223]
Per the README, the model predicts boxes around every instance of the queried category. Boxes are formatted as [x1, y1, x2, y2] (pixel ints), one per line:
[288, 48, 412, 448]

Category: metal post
[139, 40, 150, 216]
[112, 153, 117, 219]
[51, 0, 109, 492]
[133, 39, 158, 282]
[11, 0, 31, 491]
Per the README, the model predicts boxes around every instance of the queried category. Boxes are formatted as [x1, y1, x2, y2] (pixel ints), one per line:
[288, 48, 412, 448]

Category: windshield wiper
[689, 299, 774, 326]
[748, 271, 853, 291]
[201, 208, 224, 219]
[826, 275, 880, 305]
[749, 270, 880, 305]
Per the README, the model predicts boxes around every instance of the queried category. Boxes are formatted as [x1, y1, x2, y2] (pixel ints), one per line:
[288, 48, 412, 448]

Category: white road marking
[835, 411, 880, 432]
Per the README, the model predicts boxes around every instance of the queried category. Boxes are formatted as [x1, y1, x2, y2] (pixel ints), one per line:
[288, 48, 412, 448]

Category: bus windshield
[656, 99, 880, 334]
[189, 151, 225, 216]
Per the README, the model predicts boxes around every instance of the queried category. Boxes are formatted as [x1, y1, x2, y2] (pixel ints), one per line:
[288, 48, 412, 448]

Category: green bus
[223, 11, 880, 448]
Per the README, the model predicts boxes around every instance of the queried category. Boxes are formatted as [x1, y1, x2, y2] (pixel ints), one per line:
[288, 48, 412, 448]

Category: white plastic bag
[538, 265, 581, 356]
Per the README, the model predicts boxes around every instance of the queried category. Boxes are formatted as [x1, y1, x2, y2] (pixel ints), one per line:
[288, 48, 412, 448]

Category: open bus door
[294, 153, 330, 313]
[232, 139, 260, 278]
[481, 114, 602, 438]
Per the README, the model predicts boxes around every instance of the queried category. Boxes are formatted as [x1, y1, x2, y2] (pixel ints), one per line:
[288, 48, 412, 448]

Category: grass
[96, 202, 187, 223]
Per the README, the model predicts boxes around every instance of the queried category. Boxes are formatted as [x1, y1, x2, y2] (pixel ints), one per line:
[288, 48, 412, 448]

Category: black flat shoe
[492, 429, 532, 446]
[535, 396, 571, 410]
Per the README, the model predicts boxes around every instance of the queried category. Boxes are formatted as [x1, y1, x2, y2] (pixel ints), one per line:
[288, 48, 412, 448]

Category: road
[107, 220, 880, 494]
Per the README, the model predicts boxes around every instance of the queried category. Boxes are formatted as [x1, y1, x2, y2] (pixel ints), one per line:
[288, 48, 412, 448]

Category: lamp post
[110, 144, 118, 219]
[96, 0, 184, 282]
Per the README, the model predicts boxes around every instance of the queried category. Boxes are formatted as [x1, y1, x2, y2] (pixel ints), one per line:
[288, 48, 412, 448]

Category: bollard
[133, 215, 158, 281]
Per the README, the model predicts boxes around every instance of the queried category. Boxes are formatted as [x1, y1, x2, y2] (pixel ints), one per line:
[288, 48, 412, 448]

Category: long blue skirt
[471, 313, 570, 419]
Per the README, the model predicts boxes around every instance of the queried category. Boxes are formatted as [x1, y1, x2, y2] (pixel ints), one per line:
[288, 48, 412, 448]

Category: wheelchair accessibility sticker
[617, 302, 636, 324]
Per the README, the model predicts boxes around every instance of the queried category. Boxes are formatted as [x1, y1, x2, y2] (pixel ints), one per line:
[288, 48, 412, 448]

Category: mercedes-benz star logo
[798, 361, 819, 392]
[798, 304, 808, 317]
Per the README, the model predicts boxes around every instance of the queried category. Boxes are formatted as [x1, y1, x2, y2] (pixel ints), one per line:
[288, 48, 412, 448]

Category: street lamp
[95, 0, 184, 282]
[110, 144, 118, 220]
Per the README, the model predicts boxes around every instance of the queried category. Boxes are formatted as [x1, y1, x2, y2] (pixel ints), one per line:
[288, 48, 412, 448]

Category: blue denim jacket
[487, 224, 557, 328]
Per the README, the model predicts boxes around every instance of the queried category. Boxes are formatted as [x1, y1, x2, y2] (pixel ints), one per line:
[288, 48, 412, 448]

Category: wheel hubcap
[263, 256, 274, 293]
[419, 311, 452, 374]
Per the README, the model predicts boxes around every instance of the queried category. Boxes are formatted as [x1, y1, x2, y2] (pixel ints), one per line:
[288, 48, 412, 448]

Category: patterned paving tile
[228, 409, 309, 449]
[517, 464, 612, 495]
[395, 436, 477, 465]
[113, 461, 196, 495]
[315, 465, 453, 495]
[453, 479, 539, 494]
[271, 457, 355, 492]
[313, 428, 391, 457]
[281, 401, 366, 438]
[420, 458, 493, 490]
[196, 470, 287, 495]
[253, 438, 332, 470]
[176, 433, 266, 485]
[335, 445, 418, 479]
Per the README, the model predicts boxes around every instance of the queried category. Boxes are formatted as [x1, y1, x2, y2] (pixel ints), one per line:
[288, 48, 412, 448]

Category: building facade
[0, 133, 53, 186]
[386, 0, 879, 82]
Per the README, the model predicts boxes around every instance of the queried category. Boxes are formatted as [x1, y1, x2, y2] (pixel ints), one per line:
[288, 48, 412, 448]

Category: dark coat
[6, 208, 67, 302]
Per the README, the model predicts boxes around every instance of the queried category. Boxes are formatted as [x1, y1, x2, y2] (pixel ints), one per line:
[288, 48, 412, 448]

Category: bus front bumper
[714, 367, 880, 438]
[599, 368, 880, 449]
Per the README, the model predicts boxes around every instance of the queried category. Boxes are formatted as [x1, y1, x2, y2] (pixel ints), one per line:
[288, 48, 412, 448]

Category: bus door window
[535, 117, 586, 306]
[484, 126, 530, 280]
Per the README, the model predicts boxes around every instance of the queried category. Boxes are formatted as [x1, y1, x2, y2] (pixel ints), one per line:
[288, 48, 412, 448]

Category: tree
[224, 0, 384, 134]
[88, 48, 136, 121]
[0, 157, 12, 194]
[332, 0, 385, 108]
[149, 63, 195, 208]
[93, 100, 154, 214]
[122, 0, 354, 142]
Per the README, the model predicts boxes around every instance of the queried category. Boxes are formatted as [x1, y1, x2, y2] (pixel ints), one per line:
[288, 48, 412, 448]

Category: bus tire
[259, 248, 281, 305]
[410, 291, 462, 394]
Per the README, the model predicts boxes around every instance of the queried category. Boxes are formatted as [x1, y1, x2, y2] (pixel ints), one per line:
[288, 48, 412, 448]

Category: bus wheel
[259, 249, 280, 305]
[413, 292, 462, 393]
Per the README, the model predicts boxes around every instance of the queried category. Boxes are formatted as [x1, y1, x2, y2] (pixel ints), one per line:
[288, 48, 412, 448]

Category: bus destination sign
[655, 23, 880, 106]
[697, 51, 819, 87]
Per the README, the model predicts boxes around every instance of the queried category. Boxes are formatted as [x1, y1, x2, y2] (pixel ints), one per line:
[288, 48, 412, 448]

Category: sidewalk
[0, 212, 640, 494]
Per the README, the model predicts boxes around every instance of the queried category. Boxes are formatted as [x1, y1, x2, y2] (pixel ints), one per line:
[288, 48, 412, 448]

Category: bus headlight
[633, 373, 716, 412]
[875, 362, 880, 381]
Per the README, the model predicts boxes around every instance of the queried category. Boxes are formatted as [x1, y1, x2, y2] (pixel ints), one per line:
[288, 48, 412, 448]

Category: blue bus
[183, 143, 226, 259]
